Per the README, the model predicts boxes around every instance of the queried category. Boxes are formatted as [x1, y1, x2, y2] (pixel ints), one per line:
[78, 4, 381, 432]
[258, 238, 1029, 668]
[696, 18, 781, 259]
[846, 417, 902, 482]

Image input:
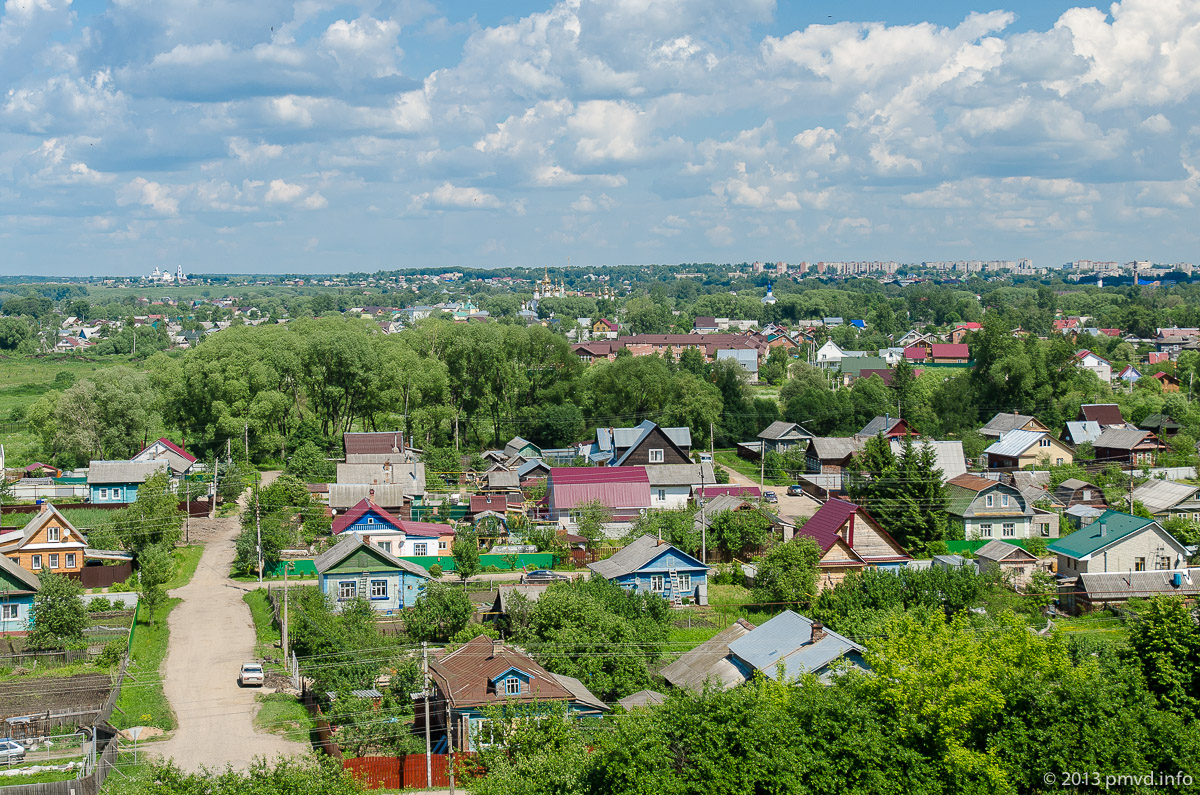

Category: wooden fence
[0, 723, 119, 795]
[343, 754, 461, 789]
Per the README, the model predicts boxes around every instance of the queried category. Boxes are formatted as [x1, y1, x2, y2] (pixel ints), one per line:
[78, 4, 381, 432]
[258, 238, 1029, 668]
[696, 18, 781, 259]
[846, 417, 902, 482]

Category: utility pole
[282, 562, 290, 663]
[423, 642, 432, 792]
[447, 698, 456, 795]
[209, 455, 219, 520]
[226, 437, 232, 464]
[244, 422, 249, 462]
[255, 473, 263, 584]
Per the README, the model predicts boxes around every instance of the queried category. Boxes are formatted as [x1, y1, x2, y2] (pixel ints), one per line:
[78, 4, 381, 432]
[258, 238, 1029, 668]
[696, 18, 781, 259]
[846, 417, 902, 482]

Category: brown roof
[946, 473, 996, 492]
[342, 432, 406, 456]
[430, 636, 597, 710]
[1078, 404, 1124, 426]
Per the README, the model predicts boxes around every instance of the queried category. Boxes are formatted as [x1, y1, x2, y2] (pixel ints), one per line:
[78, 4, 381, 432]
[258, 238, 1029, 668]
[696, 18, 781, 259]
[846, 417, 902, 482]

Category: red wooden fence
[344, 754, 462, 789]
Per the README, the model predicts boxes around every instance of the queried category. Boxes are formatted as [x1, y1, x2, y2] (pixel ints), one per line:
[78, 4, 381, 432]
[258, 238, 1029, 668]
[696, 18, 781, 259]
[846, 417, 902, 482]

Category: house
[588, 535, 709, 605]
[660, 611, 866, 691]
[335, 460, 426, 498]
[1153, 372, 1182, 392]
[591, 318, 618, 338]
[330, 498, 450, 557]
[132, 438, 197, 476]
[1069, 569, 1200, 614]
[1116, 364, 1142, 386]
[485, 470, 521, 493]
[1077, 404, 1126, 427]
[617, 690, 666, 710]
[979, 412, 1051, 439]
[983, 430, 1073, 469]
[588, 421, 692, 466]
[837, 356, 889, 385]
[949, 322, 982, 345]
[1063, 420, 1103, 447]
[0, 555, 40, 634]
[314, 534, 432, 613]
[646, 463, 715, 509]
[804, 437, 866, 475]
[87, 460, 170, 503]
[1092, 428, 1167, 467]
[343, 431, 410, 463]
[545, 467, 651, 521]
[692, 316, 719, 334]
[1064, 504, 1105, 531]
[1129, 479, 1200, 521]
[0, 504, 90, 577]
[328, 484, 412, 516]
[503, 437, 542, 460]
[1054, 479, 1107, 510]
[485, 585, 550, 624]
[857, 416, 914, 439]
[903, 342, 970, 364]
[1049, 510, 1189, 576]
[418, 635, 607, 752]
[1138, 414, 1181, 437]
[757, 422, 814, 455]
[794, 498, 912, 589]
[815, 339, 848, 367]
[1075, 350, 1112, 383]
[946, 474, 1042, 540]
[888, 439, 966, 482]
[974, 540, 1039, 591]
[516, 458, 551, 482]
[694, 495, 793, 553]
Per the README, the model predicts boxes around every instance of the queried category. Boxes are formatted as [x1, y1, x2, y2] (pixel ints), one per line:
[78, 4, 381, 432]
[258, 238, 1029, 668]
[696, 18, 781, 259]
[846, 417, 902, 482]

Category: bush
[450, 623, 498, 646]
[87, 597, 113, 613]
[94, 639, 124, 668]
[428, 564, 443, 578]
[109, 577, 135, 593]
[483, 565, 502, 573]
[111, 599, 126, 611]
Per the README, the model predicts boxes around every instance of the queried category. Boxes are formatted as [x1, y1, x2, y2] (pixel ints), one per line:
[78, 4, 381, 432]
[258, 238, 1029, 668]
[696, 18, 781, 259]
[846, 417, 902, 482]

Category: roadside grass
[112, 598, 180, 732]
[0, 760, 85, 786]
[165, 545, 203, 590]
[253, 692, 314, 739]
[712, 450, 790, 487]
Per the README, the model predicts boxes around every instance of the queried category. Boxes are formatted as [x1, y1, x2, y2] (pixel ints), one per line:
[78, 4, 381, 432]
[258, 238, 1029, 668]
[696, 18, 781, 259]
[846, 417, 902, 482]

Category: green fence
[261, 552, 555, 578]
[409, 504, 469, 522]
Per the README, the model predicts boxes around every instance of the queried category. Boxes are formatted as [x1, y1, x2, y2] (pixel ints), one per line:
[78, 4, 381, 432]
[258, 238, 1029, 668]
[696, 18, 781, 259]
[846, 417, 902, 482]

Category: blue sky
[2, 0, 1197, 276]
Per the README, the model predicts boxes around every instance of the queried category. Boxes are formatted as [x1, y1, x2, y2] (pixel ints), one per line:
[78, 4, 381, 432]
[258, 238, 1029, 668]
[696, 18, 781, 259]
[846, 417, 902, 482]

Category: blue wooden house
[0, 555, 40, 634]
[314, 535, 432, 614]
[588, 535, 710, 606]
[87, 460, 170, 503]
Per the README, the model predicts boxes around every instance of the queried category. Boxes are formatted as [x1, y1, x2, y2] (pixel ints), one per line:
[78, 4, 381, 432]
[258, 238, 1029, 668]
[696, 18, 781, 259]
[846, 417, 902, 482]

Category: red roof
[930, 343, 969, 358]
[397, 520, 454, 538]
[795, 498, 858, 553]
[903, 345, 928, 360]
[332, 498, 403, 534]
[1079, 404, 1125, 426]
[548, 466, 651, 513]
[597, 318, 618, 331]
[955, 322, 982, 330]
[1099, 328, 1121, 337]
[470, 494, 510, 514]
[155, 438, 196, 464]
[696, 485, 760, 499]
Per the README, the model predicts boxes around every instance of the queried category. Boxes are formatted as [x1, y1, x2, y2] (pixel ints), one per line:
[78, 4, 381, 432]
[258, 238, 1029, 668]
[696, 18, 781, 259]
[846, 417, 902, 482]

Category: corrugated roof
[889, 439, 965, 481]
[494, 585, 550, 614]
[343, 432, 405, 457]
[486, 471, 520, 489]
[975, 540, 1035, 562]
[335, 462, 426, 495]
[617, 690, 666, 709]
[329, 483, 412, 509]
[660, 619, 756, 691]
[1078, 568, 1200, 600]
[645, 463, 715, 487]
[596, 422, 692, 453]
[314, 534, 432, 578]
[946, 473, 996, 492]
[1064, 421, 1103, 445]
[1079, 404, 1125, 426]
[548, 466, 651, 513]
[86, 460, 169, 484]
[984, 429, 1048, 458]
[796, 499, 857, 552]
[858, 416, 903, 437]
[1048, 510, 1157, 559]
[1094, 428, 1159, 451]
[727, 611, 864, 680]
[0, 553, 41, 593]
[1130, 479, 1199, 514]
[588, 534, 707, 579]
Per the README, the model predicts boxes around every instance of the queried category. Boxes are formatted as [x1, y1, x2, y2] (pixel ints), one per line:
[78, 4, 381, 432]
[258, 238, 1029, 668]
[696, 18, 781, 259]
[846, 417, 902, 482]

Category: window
[413, 543, 428, 556]
[1056, 458, 1064, 466]
[377, 542, 392, 554]
[1157, 556, 1172, 570]
[1134, 557, 1146, 572]
[657, 489, 666, 501]
[0, 605, 17, 621]
[30, 555, 41, 570]
[678, 574, 691, 592]
[504, 678, 520, 696]
[648, 449, 664, 463]
[366, 518, 375, 524]
[1041, 524, 1050, 537]
[47, 527, 60, 542]
[980, 524, 993, 538]
[1039, 438, 1051, 447]
[650, 575, 665, 592]
[370, 580, 387, 600]
[49, 554, 59, 569]
[1083, 489, 1092, 501]
[985, 494, 994, 508]
[1001, 494, 1010, 508]
[99, 488, 109, 500]
[1002, 523, 1015, 538]
[438, 540, 448, 551]
[338, 581, 357, 600]
[65, 553, 76, 569]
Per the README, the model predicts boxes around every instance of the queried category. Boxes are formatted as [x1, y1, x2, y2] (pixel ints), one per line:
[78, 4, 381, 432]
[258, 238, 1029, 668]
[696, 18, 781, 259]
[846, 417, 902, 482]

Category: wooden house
[314, 534, 432, 614]
[0, 504, 89, 577]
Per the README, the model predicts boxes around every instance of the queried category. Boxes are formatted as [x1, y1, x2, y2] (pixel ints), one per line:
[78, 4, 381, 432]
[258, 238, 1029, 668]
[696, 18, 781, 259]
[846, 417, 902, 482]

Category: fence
[0, 723, 120, 795]
[344, 754, 461, 790]
[74, 563, 132, 590]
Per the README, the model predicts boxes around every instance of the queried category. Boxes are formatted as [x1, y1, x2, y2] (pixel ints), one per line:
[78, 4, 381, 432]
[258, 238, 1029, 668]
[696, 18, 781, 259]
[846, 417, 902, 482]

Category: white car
[0, 740, 23, 765]
[238, 662, 265, 687]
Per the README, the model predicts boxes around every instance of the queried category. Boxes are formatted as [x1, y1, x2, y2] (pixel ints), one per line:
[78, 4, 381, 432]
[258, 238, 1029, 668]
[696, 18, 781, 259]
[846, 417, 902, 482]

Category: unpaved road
[153, 472, 308, 771]
[718, 463, 822, 521]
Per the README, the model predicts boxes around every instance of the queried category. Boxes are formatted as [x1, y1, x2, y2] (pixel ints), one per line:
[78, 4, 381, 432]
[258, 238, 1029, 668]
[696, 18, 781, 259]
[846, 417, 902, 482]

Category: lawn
[165, 545, 203, 590]
[253, 692, 314, 740]
[0, 354, 125, 420]
[0, 760, 84, 786]
[712, 450, 790, 487]
[243, 590, 282, 664]
[111, 598, 180, 731]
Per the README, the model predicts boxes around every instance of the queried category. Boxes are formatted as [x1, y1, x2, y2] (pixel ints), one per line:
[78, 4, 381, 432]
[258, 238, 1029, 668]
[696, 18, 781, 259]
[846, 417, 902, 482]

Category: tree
[26, 572, 88, 650]
[52, 367, 158, 461]
[114, 472, 183, 557]
[706, 509, 773, 558]
[119, 756, 367, 794]
[1125, 596, 1200, 718]
[750, 536, 821, 608]
[286, 441, 334, 483]
[452, 527, 481, 582]
[405, 581, 474, 643]
[137, 543, 174, 624]
[847, 434, 947, 554]
[575, 499, 611, 555]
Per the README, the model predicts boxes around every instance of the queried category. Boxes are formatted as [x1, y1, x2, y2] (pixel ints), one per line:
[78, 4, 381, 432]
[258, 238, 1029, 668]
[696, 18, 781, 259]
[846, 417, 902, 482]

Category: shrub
[111, 599, 126, 611]
[87, 597, 113, 613]
[428, 564, 443, 578]
[108, 577, 135, 593]
[94, 639, 124, 668]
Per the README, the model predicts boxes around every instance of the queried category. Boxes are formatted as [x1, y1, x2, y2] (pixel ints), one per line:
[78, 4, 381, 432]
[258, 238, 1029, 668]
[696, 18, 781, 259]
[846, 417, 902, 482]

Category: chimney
[362, 534, 371, 546]
[810, 622, 826, 643]
[1099, 521, 1107, 538]
[38, 501, 49, 515]
[492, 637, 503, 658]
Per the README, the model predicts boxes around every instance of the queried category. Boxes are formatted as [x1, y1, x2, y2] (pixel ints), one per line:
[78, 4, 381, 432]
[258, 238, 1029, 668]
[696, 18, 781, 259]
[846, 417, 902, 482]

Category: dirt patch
[0, 674, 112, 718]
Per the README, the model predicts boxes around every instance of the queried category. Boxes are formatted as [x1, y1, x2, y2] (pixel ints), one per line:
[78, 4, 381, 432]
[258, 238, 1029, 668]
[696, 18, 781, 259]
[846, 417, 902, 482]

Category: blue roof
[726, 611, 864, 680]
[850, 319, 866, 328]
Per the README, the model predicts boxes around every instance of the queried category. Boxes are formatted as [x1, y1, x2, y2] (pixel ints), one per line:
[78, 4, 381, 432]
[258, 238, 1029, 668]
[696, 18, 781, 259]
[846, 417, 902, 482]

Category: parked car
[0, 740, 24, 765]
[786, 484, 803, 496]
[763, 491, 778, 504]
[521, 570, 569, 584]
[238, 662, 265, 687]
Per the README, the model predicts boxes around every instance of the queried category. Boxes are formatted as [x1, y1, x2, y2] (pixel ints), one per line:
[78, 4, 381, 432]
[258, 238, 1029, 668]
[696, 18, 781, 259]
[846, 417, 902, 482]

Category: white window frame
[99, 488, 109, 501]
[0, 605, 17, 621]
[47, 527, 60, 542]
[980, 524, 992, 538]
[1002, 523, 1015, 538]
[370, 579, 387, 600]
[65, 553, 76, 569]
[438, 540, 448, 551]
[377, 541, 392, 554]
[48, 554, 59, 569]
[1001, 494, 1010, 508]
[413, 543, 428, 556]
[649, 574, 665, 592]
[338, 580, 357, 600]
[648, 449, 664, 463]
[30, 555, 41, 570]
[1041, 524, 1050, 538]
[678, 574, 691, 593]
[985, 494, 994, 508]
[657, 489, 666, 502]
[1134, 557, 1146, 572]
[504, 677, 520, 696]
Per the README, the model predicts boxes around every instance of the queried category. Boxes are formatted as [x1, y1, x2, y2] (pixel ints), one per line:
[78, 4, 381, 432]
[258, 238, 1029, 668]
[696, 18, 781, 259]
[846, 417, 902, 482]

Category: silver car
[0, 740, 25, 765]
[238, 662, 265, 687]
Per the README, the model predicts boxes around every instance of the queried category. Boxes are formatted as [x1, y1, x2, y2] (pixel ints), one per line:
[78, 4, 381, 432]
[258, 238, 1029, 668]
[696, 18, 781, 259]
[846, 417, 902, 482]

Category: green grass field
[0, 758, 84, 786]
[112, 598, 180, 731]
[253, 692, 314, 739]
[712, 450, 791, 486]
[0, 354, 125, 419]
[243, 590, 284, 672]
[165, 546, 204, 591]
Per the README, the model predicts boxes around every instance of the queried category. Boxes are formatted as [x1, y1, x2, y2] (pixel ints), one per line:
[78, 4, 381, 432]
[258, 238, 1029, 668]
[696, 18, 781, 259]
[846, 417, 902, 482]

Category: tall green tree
[26, 572, 88, 650]
[115, 472, 184, 557]
[1125, 596, 1200, 718]
[750, 536, 821, 608]
[452, 527, 482, 582]
[137, 543, 175, 624]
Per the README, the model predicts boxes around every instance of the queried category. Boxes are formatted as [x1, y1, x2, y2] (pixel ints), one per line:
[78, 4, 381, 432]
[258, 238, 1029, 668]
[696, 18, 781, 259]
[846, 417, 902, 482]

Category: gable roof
[797, 498, 858, 552]
[1078, 569, 1200, 601]
[807, 436, 866, 461]
[0, 553, 41, 593]
[980, 412, 1039, 437]
[726, 611, 865, 681]
[1064, 420, 1103, 445]
[858, 416, 906, 437]
[328, 483, 415, 510]
[1093, 427, 1162, 451]
[1078, 404, 1125, 426]
[984, 429, 1054, 458]
[597, 422, 692, 454]
[1130, 479, 1200, 514]
[332, 499, 404, 535]
[1047, 510, 1164, 559]
[548, 466, 651, 512]
[758, 421, 812, 441]
[87, 460, 169, 485]
[503, 436, 539, 457]
[660, 619, 757, 691]
[946, 473, 999, 492]
[975, 540, 1036, 563]
[1138, 414, 1181, 433]
[645, 463, 715, 487]
[314, 534, 432, 578]
[138, 438, 196, 465]
[516, 458, 550, 478]
[587, 534, 707, 579]
[889, 439, 966, 481]
[611, 421, 691, 466]
[343, 432, 406, 457]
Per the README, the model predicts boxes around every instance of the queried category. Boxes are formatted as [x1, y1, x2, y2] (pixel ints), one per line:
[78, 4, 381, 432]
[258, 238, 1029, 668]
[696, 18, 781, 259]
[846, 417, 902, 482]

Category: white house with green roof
[1049, 510, 1189, 577]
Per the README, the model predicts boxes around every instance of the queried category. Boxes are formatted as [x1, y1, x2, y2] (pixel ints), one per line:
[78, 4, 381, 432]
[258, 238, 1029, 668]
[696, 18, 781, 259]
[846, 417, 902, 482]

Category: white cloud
[116, 177, 181, 216]
[411, 182, 504, 211]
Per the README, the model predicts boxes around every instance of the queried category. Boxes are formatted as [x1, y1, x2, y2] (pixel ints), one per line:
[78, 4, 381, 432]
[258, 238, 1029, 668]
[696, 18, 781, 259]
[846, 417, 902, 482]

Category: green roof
[840, 357, 888, 377]
[1048, 510, 1156, 559]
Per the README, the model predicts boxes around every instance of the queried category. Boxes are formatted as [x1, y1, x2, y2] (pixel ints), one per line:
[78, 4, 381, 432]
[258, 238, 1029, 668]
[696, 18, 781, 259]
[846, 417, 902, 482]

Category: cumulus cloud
[411, 182, 504, 211]
[116, 177, 181, 216]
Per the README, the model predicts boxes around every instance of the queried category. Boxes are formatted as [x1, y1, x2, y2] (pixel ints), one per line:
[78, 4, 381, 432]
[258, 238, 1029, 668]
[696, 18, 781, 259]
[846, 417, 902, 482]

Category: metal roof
[343, 432, 406, 457]
[1078, 568, 1200, 601]
[796, 498, 857, 553]
[758, 421, 812, 441]
[984, 429, 1049, 458]
[980, 412, 1038, 436]
[975, 540, 1036, 562]
[889, 439, 965, 481]
[486, 470, 520, 489]
[1064, 421, 1103, 445]
[807, 437, 865, 461]
[588, 535, 707, 579]
[548, 466, 651, 513]
[329, 483, 413, 509]
[858, 416, 904, 437]
[660, 619, 757, 691]
[596, 422, 692, 453]
[645, 463, 715, 487]
[1048, 510, 1158, 559]
[1130, 479, 1200, 514]
[86, 460, 169, 484]
[617, 690, 666, 709]
[335, 462, 426, 495]
[726, 611, 865, 681]
[1078, 404, 1125, 426]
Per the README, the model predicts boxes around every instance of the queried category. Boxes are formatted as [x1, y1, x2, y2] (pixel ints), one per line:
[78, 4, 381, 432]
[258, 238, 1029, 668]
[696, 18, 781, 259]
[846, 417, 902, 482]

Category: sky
[1, 0, 1198, 276]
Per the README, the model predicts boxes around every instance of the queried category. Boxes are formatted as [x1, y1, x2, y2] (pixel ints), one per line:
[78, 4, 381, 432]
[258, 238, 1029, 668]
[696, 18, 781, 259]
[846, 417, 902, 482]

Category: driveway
[153, 472, 308, 771]
[718, 464, 822, 522]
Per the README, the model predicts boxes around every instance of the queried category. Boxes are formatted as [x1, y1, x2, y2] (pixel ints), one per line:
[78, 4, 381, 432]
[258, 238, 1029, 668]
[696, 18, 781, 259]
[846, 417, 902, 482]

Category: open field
[112, 598, 180, 732]
[0, 355, 128, 419]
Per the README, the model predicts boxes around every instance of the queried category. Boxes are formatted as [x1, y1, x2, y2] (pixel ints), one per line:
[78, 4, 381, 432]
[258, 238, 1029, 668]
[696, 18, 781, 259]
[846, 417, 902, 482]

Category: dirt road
[717, 463, 822, 521]
[154, 472, 308, 771]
